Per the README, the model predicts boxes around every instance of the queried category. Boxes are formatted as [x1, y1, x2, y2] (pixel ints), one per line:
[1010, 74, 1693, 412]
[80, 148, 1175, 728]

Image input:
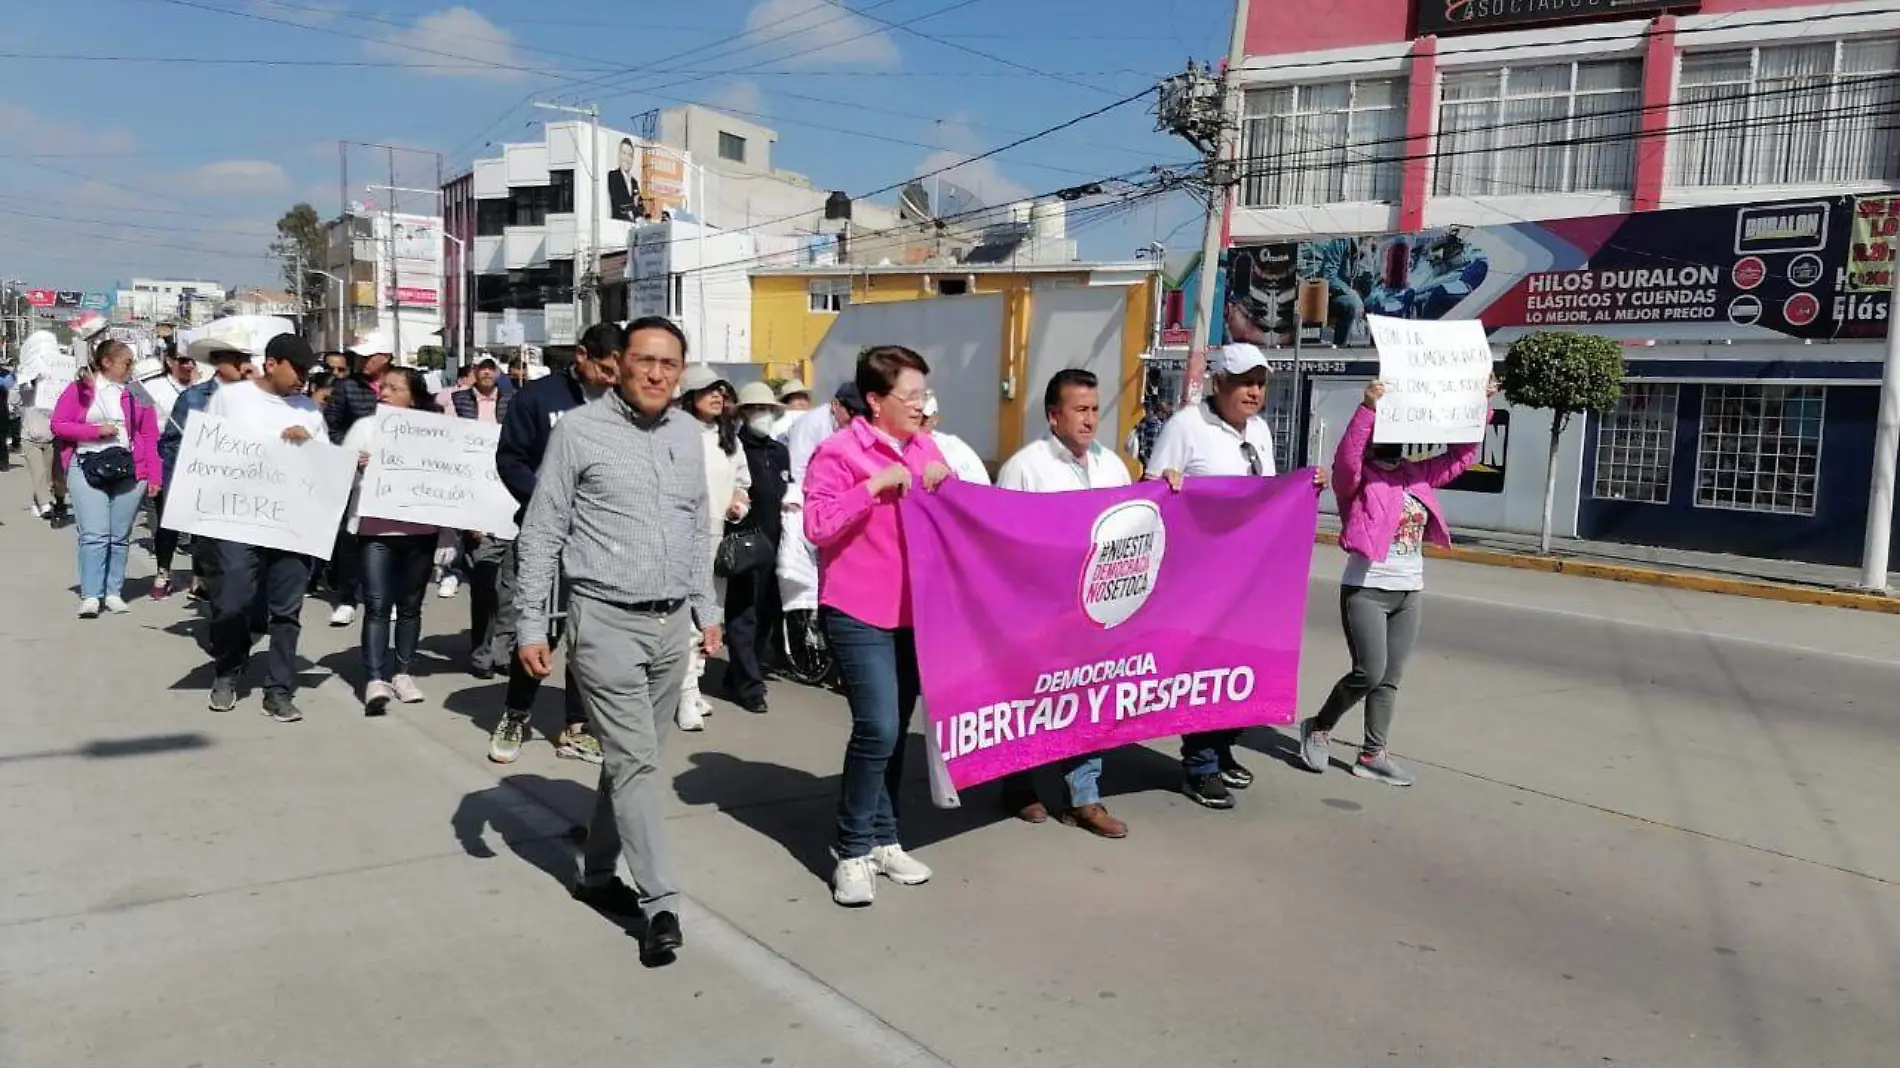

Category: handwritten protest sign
[161, 411, 356, 558]
[1368, 315, 1493, 444]
[902, 475, 1318, 791]
[358, 407, 517, 538]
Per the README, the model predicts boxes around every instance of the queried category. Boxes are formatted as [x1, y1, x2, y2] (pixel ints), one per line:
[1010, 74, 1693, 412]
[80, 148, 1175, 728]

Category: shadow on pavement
[0, 731, 214, 765]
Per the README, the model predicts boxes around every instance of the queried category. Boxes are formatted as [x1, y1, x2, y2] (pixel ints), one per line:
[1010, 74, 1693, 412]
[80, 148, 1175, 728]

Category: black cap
[834, 382, 867, 418]
[265, 334, 319, 376]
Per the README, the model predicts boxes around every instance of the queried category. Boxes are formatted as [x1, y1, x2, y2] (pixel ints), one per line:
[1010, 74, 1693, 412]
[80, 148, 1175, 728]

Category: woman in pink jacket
[52, 339, 162, 618]
[1299, 376, 1495, 786]
[804, 344, 952, 909]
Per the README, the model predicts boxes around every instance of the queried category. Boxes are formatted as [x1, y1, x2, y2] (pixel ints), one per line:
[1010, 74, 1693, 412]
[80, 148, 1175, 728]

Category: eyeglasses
[628, 354, 685, 374]
[1239, 441, 1263, 476]
[884, 389, 928, 408]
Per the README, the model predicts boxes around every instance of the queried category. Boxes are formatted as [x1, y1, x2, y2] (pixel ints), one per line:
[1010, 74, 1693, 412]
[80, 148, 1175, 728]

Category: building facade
[1230, 0, 1900, 565]
[313, 210, 444, 361]
[117, 279, 227, 325]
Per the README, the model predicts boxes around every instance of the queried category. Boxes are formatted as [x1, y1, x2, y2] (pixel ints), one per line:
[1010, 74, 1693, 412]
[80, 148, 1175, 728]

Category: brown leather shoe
[1059, 803, 1128, 839]
[1003, 789, 1049, 824]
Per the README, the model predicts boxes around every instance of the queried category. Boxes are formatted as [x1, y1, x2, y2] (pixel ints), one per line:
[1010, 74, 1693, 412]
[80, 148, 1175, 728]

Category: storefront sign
[1847, 196, 1900, 294]
[1415, 0, 1692, 37]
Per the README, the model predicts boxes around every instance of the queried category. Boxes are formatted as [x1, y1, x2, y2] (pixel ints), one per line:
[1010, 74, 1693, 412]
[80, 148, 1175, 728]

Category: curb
[1313, 531, 1900, 615]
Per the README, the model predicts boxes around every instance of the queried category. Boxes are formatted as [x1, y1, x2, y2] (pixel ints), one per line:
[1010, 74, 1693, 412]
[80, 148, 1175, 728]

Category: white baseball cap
[1214, 343, 1269, 376]
[922, 391, 940, 419]
[350, 330, 395, 356]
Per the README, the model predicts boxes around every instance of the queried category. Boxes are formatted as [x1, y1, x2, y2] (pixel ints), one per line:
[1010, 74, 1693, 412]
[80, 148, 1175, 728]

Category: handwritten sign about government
[359, 407, 518, 538]
[161, 411, 356, 557]
[1368, 315, 1494, 445]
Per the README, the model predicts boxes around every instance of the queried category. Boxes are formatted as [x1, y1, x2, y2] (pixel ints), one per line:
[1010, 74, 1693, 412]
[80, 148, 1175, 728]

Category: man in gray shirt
[515, 315, 719, 965]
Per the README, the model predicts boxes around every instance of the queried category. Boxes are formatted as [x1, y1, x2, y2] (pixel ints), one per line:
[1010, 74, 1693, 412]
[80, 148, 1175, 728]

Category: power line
[807, 0, 1127, 97]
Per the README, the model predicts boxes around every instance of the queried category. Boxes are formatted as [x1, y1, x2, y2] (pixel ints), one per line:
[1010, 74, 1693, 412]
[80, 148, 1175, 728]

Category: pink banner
[903, 473, 1319, 790]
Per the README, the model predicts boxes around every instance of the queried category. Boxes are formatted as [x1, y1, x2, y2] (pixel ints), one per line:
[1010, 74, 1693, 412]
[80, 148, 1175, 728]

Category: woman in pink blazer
[52, 339, 162, 617]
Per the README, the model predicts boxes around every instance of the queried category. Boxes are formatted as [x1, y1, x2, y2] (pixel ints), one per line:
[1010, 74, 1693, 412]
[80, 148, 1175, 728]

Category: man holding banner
[991, 368, 1132, 839]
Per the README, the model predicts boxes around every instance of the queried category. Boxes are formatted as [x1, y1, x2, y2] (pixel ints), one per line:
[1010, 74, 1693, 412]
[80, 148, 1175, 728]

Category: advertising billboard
[1414, 0, 1693, 37]
[1224, 196, 1892, 348]
[24, 289, 55, 308]
[640, 145, 689, 222]
[628, 223, 671, 319]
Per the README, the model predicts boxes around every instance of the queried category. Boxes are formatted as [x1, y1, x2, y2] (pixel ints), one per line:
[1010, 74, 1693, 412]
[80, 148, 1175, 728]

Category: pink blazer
[803, 418, 949, 629]
[1332, 403, 1480, 563]
[52, 380, 162, 486]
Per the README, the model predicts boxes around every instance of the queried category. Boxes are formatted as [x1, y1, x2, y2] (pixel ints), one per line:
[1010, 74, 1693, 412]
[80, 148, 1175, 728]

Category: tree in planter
[1501, 331, 1624, 554]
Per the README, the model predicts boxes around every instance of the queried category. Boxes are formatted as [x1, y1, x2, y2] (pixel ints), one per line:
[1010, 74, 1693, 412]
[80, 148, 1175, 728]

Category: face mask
[1370, 444, 1404, 466]
[746, 413, 776, 437]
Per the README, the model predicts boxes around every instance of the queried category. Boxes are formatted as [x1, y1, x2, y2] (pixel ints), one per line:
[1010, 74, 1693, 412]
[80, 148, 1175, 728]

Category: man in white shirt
[994, 368, 1130, 838]
[782, 382, 864, 484]
[923, 391, 990, 485]
[770, 379, 812, 439]
[1145, 342, 1325, 811]
[203, 334, 328, 724]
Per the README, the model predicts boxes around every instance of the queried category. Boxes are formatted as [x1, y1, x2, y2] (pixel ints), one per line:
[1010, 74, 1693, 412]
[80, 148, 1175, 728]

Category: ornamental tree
[1501, 331, 1624, 554]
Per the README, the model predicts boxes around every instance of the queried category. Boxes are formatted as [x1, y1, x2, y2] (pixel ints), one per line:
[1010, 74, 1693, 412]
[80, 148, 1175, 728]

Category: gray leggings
[1312, 586, 1422, 754]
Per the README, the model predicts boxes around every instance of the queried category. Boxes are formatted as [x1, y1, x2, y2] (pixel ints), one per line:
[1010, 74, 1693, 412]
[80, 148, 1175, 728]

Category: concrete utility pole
[534, 100, 602, 327]
[371, 183, 461, 363]
[1157, 0, 1254, 406]
[387, 149, 402, 363]
[1859, 261, 1900, 591]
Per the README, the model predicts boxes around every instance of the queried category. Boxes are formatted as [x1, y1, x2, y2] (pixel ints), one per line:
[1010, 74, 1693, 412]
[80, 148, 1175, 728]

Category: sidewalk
[1316, 514, 1898, 613]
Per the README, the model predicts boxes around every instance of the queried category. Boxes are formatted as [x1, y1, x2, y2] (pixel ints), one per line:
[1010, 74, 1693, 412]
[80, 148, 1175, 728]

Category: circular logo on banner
[1079, 500, 1167, 629]
[1788, 253, 1825, 288]
[1784, 292, 1820, 328]
[1732, 256, 1766, 290]
[1728, 295, 1763, 326]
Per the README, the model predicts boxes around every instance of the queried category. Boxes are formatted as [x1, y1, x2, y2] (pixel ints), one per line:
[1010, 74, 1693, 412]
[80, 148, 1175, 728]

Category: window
[475, 199, 509, 237]
[808, 279, 850, 313]
[1672, 38, 1900, 187]
[549, 169, 575, 214]
[935, 278, 969, 296]
[1694, 384, 1825, 515]
[719, 131, 747, 163]
[1434, 60, 1641, 196]
[1241, 79, 1405, 207]
[1592, 383, 1679, 503]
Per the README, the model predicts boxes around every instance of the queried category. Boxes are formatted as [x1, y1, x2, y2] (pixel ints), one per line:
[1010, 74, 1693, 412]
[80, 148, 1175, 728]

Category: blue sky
[0, 0, 1225, 292]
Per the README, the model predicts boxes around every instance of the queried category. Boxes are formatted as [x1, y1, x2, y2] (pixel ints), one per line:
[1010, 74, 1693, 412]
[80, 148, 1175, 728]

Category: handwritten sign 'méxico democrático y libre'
[358, 407, 518, 538]
[161, 411, 356, 558]
[1368, 314, 1493, 446]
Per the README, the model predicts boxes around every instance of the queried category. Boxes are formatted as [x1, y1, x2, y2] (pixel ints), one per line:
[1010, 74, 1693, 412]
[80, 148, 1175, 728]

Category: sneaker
[149, 579, 171, 601]
[76, 597, 101, 619]
[1352, 751, 1416, 787]
[363, 680, 396, 717]
[329, 604, 356, 627]
[697, 694, 714, 718]
[676, 700, 705, 732]
[1218, 753, 1254, 790]
[555, 725, 604, 764]
[185, 584, 209, 605]
[869, 844, 932, 885]
[102, 596, 130, 615]
[1183, 772, 1235, 810]
[642, 910, 684, 963]
[831, 855, 878, 907]
[571, 876, 644, 918]
[488, 713, 530, 764]
[391, 674, 426, 704]
[209, 676, 239, 713]
[1298, 718, 1331, 773]
[27, 502, 47, 518]
[262, 694, 304, 723]
[437, 574, 460, 599]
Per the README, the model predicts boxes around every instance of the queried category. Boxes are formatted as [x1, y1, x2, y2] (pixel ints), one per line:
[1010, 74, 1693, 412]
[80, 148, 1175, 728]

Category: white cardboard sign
[1368, 315, 1493, 445]
[358, 407, 518, 538]
[162, 411, 356, 558]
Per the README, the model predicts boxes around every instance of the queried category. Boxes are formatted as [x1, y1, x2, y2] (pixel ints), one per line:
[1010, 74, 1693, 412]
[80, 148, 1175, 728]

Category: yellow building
[750, 263, 1159, 466]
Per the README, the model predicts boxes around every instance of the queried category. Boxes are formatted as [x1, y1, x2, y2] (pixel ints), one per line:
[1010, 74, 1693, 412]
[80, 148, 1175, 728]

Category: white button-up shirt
[1143, 401, 1278, 479]
[996, 436, 1132, 492]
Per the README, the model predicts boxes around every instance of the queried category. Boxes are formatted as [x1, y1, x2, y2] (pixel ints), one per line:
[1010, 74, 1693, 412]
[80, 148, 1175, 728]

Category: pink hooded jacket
[51, 379, 163, 486]
[1332, 403, 1480, 563]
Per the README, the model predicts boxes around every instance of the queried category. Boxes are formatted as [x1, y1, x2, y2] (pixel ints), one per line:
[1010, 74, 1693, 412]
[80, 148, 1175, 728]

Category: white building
[315, 210, 445, 361]
[118, 279, 226, 324]
[627, 220, 763, 364]
[230, 288, 299, 318]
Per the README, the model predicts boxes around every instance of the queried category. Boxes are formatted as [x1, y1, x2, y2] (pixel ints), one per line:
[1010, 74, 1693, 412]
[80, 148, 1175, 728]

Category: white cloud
[914, 116, 1030, 210]
[365, 7, 527, 81]
[0, 101, 137, 157]
[702, 81, 766, 119]
[162, 160, 293, 197]
[743, 0, 898, 68]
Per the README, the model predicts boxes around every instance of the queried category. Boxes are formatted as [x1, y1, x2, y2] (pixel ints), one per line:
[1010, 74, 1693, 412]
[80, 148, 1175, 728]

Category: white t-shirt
[934, 431, 991, 486]
[784, 406, 842, 484]
[996, 437, 1131, 493]
[1143, 402, 1278, 479]
[771, 408, 807, 440]
[205, 380, 327, 438]
[1342, 491, 1428, 592]
[77, 381, 127, 455]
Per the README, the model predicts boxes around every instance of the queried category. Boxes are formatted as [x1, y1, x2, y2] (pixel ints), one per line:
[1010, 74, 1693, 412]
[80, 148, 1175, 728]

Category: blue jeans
[823, 607, 920, 859]
[1001, 755, 1104, 808]
[1181, 730, 1241, 778]
[70, 472, 147, 600]
[359, 534, 435, 682]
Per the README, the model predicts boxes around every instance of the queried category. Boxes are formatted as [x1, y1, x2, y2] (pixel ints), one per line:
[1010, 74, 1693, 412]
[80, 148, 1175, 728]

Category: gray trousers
[1312, 585, 1422, 754]
[569, 594, 691, 917]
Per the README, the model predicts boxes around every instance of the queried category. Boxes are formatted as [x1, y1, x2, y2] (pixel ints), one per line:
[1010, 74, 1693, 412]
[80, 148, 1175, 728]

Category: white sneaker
[676, 699, 706, 732]
[391, 674, 426, 704]
[437, 574, 460, 599]
[76, 597, 101, 619]
[697, 694, 715, 718]
[869, 844, 932, 885]
[832, 856, 877, 907]
[329, 604, 356, 627]
[102, 596, 130, 615]
[28, 502, 47, 518]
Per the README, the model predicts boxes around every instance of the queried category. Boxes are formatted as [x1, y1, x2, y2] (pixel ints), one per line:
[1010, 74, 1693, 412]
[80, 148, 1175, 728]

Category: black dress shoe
[642, 910, 683, 962]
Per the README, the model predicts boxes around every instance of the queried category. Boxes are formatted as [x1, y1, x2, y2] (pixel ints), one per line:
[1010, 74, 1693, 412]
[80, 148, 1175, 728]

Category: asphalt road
[2, 473, 1896, 1068]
